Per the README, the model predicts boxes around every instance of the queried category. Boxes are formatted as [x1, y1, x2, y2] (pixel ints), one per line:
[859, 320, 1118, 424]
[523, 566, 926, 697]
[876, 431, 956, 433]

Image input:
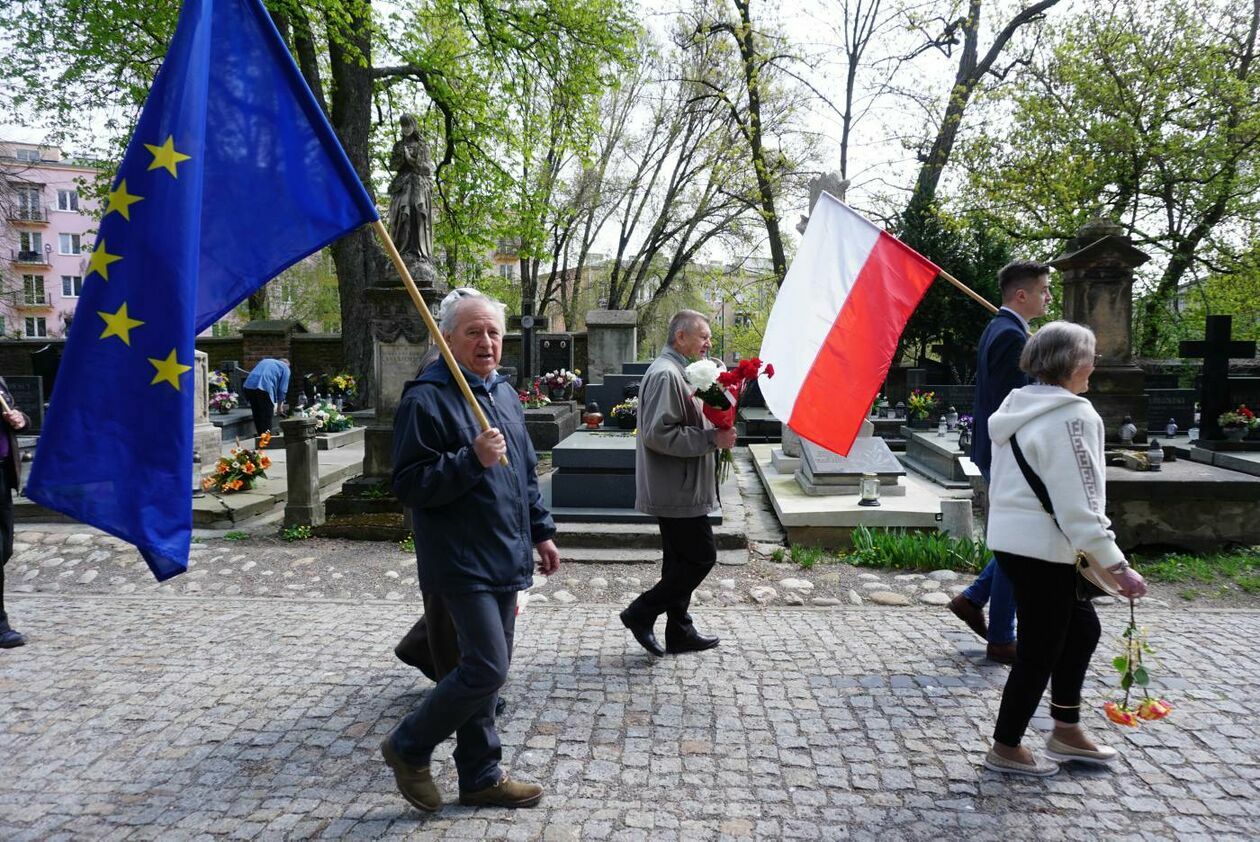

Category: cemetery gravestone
[3, 376, 43, 433]
[536, 333, 574, 376]
[1145, 389, 1196, 434]
[1180, 315, 1256, 445]
[795, 421, 907, 497]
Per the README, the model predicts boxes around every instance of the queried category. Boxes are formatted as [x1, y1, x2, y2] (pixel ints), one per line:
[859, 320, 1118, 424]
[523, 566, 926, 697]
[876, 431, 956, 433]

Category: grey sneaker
[983, 748, 1060, 778]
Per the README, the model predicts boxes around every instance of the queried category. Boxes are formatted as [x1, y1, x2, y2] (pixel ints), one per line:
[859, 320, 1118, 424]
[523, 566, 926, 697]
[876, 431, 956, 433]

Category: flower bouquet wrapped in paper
[684, 357, 773, 482]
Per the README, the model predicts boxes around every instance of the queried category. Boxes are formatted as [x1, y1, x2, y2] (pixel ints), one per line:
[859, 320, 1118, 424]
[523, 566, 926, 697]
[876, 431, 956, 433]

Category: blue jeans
[389, 589, 517, 792]
[963, 557, 1016, 645]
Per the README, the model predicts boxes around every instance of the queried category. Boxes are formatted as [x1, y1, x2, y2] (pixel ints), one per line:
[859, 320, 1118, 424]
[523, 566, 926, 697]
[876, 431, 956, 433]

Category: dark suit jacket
[0, 377, 30, 492]
[971, 309, 1031, 476]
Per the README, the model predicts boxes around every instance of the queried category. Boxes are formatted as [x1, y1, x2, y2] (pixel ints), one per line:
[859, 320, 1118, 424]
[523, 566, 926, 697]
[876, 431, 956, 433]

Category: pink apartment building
[0, 140, 100, 340]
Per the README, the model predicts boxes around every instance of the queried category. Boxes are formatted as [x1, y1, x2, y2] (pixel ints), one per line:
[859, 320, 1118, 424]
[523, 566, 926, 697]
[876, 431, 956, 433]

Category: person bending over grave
[949, 261, 1052, 664]
[381, 290, 560, 812]
[242, 357, 290, 436]
[982, 321, 1147, 777]
[0, 378, 30, 648]
[620, 310, 737, 658]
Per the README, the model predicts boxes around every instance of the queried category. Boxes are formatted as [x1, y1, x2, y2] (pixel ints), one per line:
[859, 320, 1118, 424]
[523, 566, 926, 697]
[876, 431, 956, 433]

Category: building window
[18, 231, 43, 255]
[61, 274, 84, 297]
[57, 189, 79, 211]
[58, 233, 81, 255]
[24, 316, 47, 338]
[499, 263, 515, 280]
[12, 184, 41, 219]
[15, 148, 40, 163]
[23, 274, 46, 305]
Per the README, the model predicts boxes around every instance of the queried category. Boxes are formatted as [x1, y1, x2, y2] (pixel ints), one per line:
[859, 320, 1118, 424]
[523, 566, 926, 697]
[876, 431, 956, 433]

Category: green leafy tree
[957, 0, 1260, 356]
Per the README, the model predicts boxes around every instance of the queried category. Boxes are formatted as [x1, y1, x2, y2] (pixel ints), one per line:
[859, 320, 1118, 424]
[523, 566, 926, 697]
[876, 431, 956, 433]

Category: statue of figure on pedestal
[387, 114, 434, 264]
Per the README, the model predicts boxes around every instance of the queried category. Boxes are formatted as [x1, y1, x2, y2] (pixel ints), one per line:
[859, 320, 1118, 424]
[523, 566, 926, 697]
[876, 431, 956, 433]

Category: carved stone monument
[1050, 219, 1150, 442]
[794, 420, 907, 497]
[797, 172, 849, 234]
[192, 351, 221, 467]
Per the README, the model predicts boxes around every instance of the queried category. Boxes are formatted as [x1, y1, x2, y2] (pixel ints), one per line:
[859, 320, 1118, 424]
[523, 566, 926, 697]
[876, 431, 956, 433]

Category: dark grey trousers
[388, 589, 517, 791]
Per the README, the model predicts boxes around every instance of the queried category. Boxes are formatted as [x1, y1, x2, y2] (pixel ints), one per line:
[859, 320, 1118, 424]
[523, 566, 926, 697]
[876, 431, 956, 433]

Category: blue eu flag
[25, 0, 379, 581]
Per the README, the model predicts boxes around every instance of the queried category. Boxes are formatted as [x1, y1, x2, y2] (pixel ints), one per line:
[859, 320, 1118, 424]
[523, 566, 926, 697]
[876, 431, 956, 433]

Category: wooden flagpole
[370, 219, 509, 467]
[938, 269, 999, 315]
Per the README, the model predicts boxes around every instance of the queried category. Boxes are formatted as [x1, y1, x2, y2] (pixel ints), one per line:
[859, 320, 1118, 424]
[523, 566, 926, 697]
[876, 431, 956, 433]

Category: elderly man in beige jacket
[619, 310, 738, 657]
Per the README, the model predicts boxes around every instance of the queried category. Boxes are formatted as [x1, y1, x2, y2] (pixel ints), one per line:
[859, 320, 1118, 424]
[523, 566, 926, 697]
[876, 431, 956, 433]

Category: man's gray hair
[1020, 321, 1095, 385]
[439, 288, 506, 335]
[666, 309, 709, 347]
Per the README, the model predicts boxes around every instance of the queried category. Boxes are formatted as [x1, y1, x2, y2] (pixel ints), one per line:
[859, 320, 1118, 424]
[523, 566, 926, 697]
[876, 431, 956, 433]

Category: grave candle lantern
[858, 472, 881, 507]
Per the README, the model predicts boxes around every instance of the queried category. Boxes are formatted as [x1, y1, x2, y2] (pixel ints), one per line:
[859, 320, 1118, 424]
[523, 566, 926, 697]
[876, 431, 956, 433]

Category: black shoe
[495, 697, 507, 717]
[0, 628, 25, 649]
[666, 631, 720, 654]
[619, 609, 664, 657]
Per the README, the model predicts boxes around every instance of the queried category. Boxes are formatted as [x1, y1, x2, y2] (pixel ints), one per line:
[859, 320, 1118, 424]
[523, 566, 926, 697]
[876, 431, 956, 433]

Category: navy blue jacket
[392, 360, 556, 595]
[971, 309, 1031, 477]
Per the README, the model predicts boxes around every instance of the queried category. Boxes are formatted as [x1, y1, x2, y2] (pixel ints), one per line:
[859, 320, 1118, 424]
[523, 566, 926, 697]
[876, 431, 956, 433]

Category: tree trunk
[325, 2, 379, 401]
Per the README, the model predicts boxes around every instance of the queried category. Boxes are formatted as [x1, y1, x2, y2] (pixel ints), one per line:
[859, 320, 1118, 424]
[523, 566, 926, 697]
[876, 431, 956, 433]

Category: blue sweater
[243, 358, 290, 405]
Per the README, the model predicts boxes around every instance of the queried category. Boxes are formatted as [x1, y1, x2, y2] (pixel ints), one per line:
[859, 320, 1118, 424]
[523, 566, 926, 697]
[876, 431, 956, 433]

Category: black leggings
[993, 551, 1101, 747]
[243, 387, 274, 436]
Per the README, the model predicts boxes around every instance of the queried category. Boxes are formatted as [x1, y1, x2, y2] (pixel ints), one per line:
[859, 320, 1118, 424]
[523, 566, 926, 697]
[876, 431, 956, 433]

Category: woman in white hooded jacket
[983, 321, 1147, 778]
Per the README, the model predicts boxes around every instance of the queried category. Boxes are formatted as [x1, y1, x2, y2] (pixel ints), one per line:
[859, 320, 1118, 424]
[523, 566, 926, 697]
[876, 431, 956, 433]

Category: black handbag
[1009, 433, 1122, 599]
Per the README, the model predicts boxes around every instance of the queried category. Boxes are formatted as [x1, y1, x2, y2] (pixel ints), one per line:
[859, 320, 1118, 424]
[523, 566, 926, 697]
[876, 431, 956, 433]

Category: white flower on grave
[684, 359, 720, 393]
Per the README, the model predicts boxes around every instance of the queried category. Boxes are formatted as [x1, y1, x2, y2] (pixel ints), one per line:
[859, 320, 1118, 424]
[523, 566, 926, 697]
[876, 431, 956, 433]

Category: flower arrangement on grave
[1103, 600, 1173, 727]
[609, 397, 639, 421]
[202, 432, 272, 494]
[208, 390, 239, 413]
[684, 357, 774, 483]
[518, 379, 552, 409]
[1218, 404, 1258, 431]
[906, 389, 937, 421]
[209, 370, 230, 393]
[302, 399, 354, 432]
[329, 372, 357, 398]
[542, 368, 582, 392]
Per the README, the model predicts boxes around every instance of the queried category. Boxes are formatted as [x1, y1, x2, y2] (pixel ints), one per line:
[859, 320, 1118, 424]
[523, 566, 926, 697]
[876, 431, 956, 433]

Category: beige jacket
[634, 347, 717, 518]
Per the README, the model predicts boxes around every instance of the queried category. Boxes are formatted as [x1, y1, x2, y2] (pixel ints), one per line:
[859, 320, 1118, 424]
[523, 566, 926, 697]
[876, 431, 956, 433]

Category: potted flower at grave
[542, 368, 582, 401]
[610, 396, 639, 430]
[957, 414, 974, 455]
[209, 390, 239, 413]
[518, 378, 551, 410]
[329, 372, 357, 408]
[906, 389, 937, 428]
[1218, 405, 1257, 441]
[302, 399, 354, 433]
[202, 433, 271, 494]
[209, 370, 230, 394]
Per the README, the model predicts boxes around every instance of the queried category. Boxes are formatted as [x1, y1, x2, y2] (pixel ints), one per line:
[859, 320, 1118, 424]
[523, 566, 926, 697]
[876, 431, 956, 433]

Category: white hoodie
[985, 384, 1125, 568]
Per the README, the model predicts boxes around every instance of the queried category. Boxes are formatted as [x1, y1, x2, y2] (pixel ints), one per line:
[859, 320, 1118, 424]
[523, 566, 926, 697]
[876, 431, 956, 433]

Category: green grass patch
[280, 524, 311, 542]
[224, 531, 249, 541]
[770, 547, 787, 563]
[791, 546, 828, 570]
[1133, 550, 1260, 585]
[1178, 588, 1200, 602]
[846, 526, 988, 573]
[399, 533, 415, 553]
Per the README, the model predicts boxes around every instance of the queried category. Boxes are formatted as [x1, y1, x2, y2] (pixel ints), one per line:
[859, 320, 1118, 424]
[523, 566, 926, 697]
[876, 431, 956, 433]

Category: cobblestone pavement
[2, 595, 1258, 840]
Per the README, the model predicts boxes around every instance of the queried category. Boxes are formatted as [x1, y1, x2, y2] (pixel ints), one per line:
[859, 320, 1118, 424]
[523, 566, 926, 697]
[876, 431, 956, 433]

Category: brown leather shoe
[459, 775, 544, 808]
[986, 642, 1017, 664]
[380, 738, 441, 812]
[948, 594, 987, 641]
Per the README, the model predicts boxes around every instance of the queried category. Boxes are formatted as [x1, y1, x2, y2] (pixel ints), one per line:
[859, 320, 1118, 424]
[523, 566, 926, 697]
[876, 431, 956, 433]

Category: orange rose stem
[370, 218, 508, 468]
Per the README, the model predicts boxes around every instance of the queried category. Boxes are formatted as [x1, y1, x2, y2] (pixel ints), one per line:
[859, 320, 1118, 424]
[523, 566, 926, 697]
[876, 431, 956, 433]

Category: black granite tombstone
[1145, 389, 1196, 433]
[3, 375, 43, 432]
[30, 344, 60, 396]
[1181, 315, 1256, 444]
[537, 333, 574, 376]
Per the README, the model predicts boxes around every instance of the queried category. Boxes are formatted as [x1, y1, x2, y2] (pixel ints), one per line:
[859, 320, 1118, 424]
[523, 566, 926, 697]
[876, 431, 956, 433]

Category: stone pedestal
[192, 351, 221, 465]
[523, 402, 581, 452]
[281, 417, 324, 528]
[899, 428, 975, 489]
[1051, 219, 1151, 442]
[585, 310, 637, 386]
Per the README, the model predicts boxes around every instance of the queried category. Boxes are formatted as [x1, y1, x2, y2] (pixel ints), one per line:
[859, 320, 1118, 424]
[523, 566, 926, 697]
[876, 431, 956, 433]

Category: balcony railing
[10, 249, 51, 266]
[8, 205, 49, 223]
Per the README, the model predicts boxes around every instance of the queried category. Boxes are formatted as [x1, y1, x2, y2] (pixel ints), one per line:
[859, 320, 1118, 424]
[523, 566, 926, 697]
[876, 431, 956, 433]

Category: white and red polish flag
[760, 192, 939, 456]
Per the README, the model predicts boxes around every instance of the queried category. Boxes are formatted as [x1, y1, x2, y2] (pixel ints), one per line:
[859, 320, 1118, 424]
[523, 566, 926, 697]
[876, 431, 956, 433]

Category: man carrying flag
[24, 0, 378, 582]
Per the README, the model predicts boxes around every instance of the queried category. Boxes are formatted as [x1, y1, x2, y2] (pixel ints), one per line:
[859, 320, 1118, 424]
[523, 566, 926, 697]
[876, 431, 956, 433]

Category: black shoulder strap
[1009, 433, 1056, 519]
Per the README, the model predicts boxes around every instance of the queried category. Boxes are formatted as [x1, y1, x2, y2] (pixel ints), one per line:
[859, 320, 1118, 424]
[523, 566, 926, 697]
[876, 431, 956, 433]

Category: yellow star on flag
[98, 302, 145, 346]
[148, 348, 192, 391]
[103, 179, 144, 221]
[86, 240, 123, 281]
[144, 135, 192, 178]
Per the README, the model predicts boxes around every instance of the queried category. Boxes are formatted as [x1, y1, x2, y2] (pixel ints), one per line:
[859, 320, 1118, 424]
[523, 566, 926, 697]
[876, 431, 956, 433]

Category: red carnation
[765, 364, 774, 378]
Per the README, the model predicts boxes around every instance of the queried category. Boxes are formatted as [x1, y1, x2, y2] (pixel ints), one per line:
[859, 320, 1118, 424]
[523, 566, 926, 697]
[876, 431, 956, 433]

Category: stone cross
[1180, 315, 1256, 441]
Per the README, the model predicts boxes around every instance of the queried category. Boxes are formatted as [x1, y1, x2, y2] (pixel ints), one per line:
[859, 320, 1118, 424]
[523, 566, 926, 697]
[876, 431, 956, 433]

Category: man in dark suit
[949, 261, 1052, 663]
[0, 378, 31, 648]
